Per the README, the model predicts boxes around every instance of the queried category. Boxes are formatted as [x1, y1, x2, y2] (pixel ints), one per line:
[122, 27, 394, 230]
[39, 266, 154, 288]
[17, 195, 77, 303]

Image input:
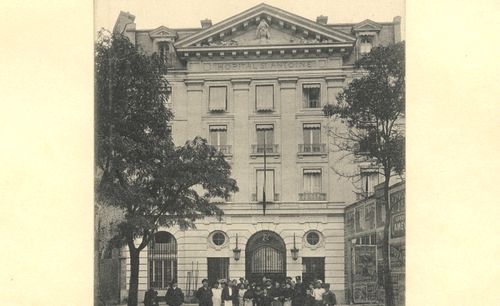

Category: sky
[95, 0, 405, 34]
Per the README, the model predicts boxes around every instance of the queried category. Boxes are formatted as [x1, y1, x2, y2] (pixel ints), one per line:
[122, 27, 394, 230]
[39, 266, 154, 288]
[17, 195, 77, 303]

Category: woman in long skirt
[238, 283, 247, 306]
[212, 282, 223, 306]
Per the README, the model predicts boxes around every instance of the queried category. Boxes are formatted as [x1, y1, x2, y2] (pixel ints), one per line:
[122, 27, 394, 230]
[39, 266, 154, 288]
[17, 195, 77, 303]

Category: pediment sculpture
[256, 20, 271, 40]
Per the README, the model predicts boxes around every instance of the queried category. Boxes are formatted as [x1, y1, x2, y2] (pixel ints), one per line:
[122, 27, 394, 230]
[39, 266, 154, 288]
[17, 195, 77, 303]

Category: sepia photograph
[5, 0, 500, 306]
[94, 1, 405, 306]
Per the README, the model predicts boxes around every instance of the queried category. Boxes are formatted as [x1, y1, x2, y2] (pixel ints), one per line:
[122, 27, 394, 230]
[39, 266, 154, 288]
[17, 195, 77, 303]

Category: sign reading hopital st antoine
[188, 58, 342, 72]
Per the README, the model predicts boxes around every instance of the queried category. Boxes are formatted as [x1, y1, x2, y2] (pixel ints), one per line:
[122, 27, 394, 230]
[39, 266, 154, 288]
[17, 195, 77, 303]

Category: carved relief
[256, 20, 271, 39]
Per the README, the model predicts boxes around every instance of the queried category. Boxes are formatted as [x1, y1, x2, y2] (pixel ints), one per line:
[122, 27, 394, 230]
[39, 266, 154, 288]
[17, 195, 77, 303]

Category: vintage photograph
[94, 1, 405, 306]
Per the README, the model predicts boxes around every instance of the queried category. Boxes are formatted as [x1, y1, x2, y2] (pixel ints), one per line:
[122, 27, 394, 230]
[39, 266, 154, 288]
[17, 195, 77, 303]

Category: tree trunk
[127, 247, 140, 306]
[382, 174, 395, 306]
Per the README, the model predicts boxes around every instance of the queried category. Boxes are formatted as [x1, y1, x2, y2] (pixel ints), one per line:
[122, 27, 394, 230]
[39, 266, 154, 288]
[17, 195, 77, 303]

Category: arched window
[148, 231, 177, 289]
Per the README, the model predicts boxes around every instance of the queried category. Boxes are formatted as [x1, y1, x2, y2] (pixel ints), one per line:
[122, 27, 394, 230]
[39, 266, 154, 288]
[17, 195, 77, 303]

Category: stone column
[184, 79, 204, 140]
[231, 78, 251, 204]
[278, 77, 298, 203]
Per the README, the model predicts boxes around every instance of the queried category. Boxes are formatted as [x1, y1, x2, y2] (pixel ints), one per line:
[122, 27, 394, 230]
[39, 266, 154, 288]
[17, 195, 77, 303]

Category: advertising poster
[346, 209, 355, 236]
[353, 284, 368, 303]
[354, 245, 377, 281]
[390, 244, 406, 270]
[376, 198, 386, 227]
[391, 212, 405, 238]
[390, 189, 405, 213]
[365, 202, 376, 230]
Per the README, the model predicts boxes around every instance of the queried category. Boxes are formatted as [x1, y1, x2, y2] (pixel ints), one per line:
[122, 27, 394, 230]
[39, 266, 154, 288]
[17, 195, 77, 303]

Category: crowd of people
[144, 276, 337, 306]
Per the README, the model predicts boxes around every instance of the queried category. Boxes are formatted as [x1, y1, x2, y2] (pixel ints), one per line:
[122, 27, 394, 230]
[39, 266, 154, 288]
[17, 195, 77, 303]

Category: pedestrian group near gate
[144, 276, 337, 306]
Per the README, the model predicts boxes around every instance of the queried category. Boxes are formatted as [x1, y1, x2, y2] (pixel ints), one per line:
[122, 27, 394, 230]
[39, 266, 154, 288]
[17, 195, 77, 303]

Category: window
[158, 42, 169, 63]
[212, 232, 226, 246]
[302, 124, 321, 152]
[355, 234, 377, 245]
[301, 169, 325, 201]
[360, 36, 373, 54]
[255, 124, 275, 153]
[256, 169, 275, 202]
[207, 258, 229, 285]
[303, 84, 321, 108]
[360, 168, 379, 196]
[303, 169, 322, 193]
[256, 85, 274, 111]
[209, 86, 227, 111]
[306, 231, 320, 246]
[160, 83, 172, 108]
[209, 125, 231, 155]
[302, 257, 325, 284]
[148, 232, 177, 289]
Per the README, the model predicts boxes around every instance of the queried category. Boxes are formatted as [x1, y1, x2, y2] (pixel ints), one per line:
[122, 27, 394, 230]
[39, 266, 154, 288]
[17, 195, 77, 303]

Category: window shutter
[256, 124, 274, 146]
[256, 85, 274, 111]
[209, 87, 227, 111]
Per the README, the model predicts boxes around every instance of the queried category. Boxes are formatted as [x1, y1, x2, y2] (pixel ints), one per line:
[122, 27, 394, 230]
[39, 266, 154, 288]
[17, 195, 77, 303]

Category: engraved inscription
[199, 59, 330, 72]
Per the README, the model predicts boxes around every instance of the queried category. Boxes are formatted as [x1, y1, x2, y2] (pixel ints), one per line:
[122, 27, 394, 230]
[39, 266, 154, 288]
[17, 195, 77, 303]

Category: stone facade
[112, 3, 402, 304]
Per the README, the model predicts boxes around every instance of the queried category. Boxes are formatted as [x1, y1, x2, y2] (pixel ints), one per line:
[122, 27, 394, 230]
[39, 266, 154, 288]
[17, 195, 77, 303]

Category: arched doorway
[245, 230, 286, 284]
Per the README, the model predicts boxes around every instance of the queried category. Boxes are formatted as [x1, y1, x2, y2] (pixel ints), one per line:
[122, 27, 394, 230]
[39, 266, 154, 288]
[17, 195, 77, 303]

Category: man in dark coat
[291, 276, 306, 306]
[322, 284, 337, 306]
[222, 281, 239, 305]
[195, 279, 213, 306]
[144, 288, 154, 306]
[165, 280, 184, 306]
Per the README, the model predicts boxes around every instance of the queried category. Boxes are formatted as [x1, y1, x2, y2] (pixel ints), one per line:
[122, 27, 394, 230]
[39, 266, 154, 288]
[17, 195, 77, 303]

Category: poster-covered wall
[344, 182, 405, 305]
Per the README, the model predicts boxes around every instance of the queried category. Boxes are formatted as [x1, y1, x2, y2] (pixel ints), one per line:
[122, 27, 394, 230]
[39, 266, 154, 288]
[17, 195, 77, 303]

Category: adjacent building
[344, 182, 405, 305]
[109, 3, 402, 304]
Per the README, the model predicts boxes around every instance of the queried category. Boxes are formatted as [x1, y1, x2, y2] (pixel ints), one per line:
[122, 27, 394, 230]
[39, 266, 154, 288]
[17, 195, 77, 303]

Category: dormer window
[360, 35, 373, 54]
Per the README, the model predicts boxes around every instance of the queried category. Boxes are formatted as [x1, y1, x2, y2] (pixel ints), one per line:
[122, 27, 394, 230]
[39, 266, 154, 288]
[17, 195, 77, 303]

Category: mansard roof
[174, 3, 356, 51]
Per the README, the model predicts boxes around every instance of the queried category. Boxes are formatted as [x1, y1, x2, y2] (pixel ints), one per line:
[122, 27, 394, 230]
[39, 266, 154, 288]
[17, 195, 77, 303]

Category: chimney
[316, 15, 328, 25]
[113, 11, 136, 34]
[201, 19, 212, 29]
[393, 16, 401, 42]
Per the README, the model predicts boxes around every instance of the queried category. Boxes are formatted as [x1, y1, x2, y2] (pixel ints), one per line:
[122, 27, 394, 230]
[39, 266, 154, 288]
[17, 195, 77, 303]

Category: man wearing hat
[165, 280, 184, 306]
[195, 279, 213, 306]
[291, 276, 305, 306]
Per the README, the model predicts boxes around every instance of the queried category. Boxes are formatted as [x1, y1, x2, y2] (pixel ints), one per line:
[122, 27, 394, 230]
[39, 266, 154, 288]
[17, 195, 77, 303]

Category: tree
[323, 42, 405, 306]
[95, 31, 238, 306]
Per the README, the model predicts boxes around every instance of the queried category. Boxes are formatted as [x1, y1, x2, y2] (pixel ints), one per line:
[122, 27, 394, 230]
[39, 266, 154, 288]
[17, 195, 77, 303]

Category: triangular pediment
[353, 19, 383, 32]
[149, 26, 177, 38]
[175, 3, 356, 49]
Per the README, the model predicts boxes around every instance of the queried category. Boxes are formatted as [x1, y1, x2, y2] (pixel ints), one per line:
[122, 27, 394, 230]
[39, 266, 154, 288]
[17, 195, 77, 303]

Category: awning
[256, 85, 274, 111]
[303, 123, 321, 129]
[303, 83, 321, 89]
[304, 169, 322, 174]
[256, 124, 274, 131]
[209, 86, 227, 111]
[209, 125, 227, 131]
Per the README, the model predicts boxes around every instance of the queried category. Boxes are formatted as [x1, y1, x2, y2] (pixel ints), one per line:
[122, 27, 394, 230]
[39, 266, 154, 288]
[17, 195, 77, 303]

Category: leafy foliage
[95, 30, 238, 250]
[324, 42, 405, 176]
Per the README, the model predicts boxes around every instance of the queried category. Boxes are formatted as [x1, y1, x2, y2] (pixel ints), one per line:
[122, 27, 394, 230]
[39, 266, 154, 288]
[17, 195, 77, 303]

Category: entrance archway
[245, 230, 286, 284]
